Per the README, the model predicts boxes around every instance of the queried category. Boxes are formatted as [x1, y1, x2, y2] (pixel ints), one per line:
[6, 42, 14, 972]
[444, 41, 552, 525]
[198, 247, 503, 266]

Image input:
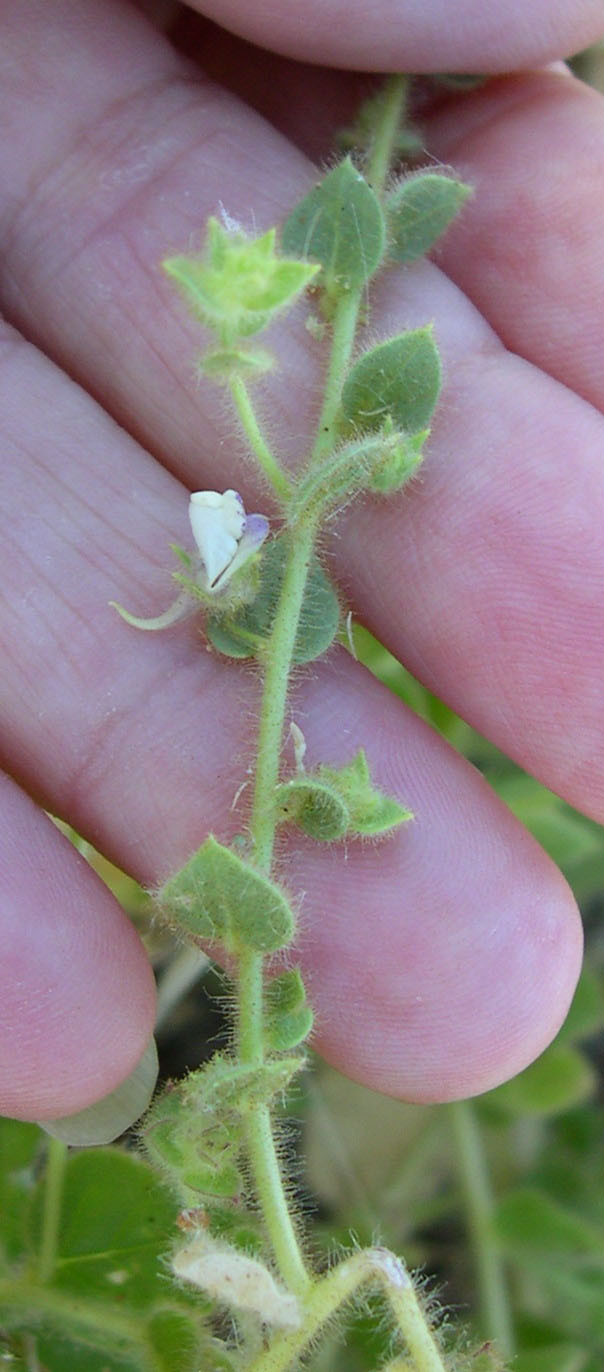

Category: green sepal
[143, 1055, 304, 1203]
[170, 542, 193, 568]
[275, 776, 350, 841]
[294, 423, 428, 516]
[143, 1085, 242, 1201]
[200, 344, 274, 380]
[265, 970, 314, 1051]
[206, 536, 340, 664]
[164, 219, 319, 343]
[281, 157, 386, 298]
[320, 749, 413, 837]
[340, 327, 442, 437]
[276, 751, 412, 840]
[158, 835, 295, 953]
[386, 173, 472, 264]
[367, 420, 429, 493]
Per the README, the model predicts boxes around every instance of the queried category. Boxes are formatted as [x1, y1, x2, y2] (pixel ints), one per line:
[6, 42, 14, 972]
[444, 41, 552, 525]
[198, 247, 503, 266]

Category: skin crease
[0, 0, 601, 1118]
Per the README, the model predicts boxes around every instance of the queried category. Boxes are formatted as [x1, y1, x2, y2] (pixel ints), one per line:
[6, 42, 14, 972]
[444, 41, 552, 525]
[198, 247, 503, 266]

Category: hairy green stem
[448, 1100, 515, 1360]
[249, 516, 317, 871]
[310, 74, 408, 465]
[233, 72, 410, 1316]
[247, 1248, 448, 1372]
[237, 517, 318, 1296]
[365, 74, 409, 193]
[37, 1138, 67, 1286]
[230, 375, 293, 504]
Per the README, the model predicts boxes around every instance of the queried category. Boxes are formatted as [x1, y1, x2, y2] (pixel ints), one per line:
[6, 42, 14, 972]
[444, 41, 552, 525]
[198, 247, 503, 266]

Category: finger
[183, 0, 604, 72]
[419, 67, 604, 413]
[0, 771, 156, 1119]
[2, 3, 604, 821]
[169, 9, 371, 163]
[0, 329, 582, 1103]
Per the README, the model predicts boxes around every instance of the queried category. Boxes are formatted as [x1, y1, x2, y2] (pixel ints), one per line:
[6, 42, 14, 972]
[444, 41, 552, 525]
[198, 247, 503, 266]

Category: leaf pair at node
[282, 158, 471, 301]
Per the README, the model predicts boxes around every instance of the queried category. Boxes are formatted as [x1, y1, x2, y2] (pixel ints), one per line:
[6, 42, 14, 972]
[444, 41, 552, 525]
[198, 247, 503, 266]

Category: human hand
[1, 0, 603, 1123]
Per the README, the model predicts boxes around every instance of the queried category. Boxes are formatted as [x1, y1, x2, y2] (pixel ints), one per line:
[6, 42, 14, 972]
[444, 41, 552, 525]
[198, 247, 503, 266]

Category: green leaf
[164, 219, 318, 342]
[493, 773, 603, 872]
[319, 749, 413, 837]
[183, 1054, 304, 1115]
[275, 776, 350, 841]
[281, 157, 386, 294]
[29, 1150, 183, 1309]
[143, 1085, 243, 1199]
[0, 1119, 41, 1267]
[483, 1043, 596, 1118]
[557, 965, 604, 1045]
[341, 328, 442, 436]
[144, 1055, 304, 1201]
[0, 1147, 209, 1372]
[206, 536, 340, 664]
[159, 835, 295, 953]
[265, 970, 314, 1051]
[32, 1337, 139, 1372]
[493, 1188, 604, 1264]
[513, 1348, 590, 1372]
[386, 173, 472, 264]
[146, 1308, 205, 1372]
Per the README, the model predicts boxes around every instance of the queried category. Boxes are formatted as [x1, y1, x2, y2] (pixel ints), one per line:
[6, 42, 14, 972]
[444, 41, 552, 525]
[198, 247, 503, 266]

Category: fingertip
[0, 776, 157, 1121]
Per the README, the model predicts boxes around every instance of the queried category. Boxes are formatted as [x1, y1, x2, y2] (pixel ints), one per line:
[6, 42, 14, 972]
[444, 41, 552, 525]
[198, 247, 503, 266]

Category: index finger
[184, 0, 604, 72]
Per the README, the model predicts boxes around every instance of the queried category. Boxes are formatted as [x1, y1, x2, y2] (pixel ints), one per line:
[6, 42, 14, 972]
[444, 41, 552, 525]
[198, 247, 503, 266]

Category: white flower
[189, 489, 269, 592]
[111, 489, 269, 633]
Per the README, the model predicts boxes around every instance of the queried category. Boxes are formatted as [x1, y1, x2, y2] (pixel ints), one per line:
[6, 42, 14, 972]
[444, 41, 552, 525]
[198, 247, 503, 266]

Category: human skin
[0, 0, 603, 1119]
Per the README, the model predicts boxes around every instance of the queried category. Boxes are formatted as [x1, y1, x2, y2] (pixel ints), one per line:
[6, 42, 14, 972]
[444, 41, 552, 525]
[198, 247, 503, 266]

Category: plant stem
[234, 71, 412, 1309]
[230, 375, 293, 504]
[237, 515, 318, 1296]
[365, 74, 409, 193]
[448, 1100, 515, 1360]
[247, 1248, 448, 1372]
[249, 516, 317, 871]
[310, 74, 408, 466]
[37, 1137, 67, 1285]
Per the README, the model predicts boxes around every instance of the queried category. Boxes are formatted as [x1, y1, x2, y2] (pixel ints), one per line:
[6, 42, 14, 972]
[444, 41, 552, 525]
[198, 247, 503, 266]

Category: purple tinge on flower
[189, 489, 269, 591]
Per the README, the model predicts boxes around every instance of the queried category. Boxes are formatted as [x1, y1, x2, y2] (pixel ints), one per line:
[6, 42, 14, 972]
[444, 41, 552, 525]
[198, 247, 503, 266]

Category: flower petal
[189, 490, 245, 587]
[213, 514, 270, 589]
